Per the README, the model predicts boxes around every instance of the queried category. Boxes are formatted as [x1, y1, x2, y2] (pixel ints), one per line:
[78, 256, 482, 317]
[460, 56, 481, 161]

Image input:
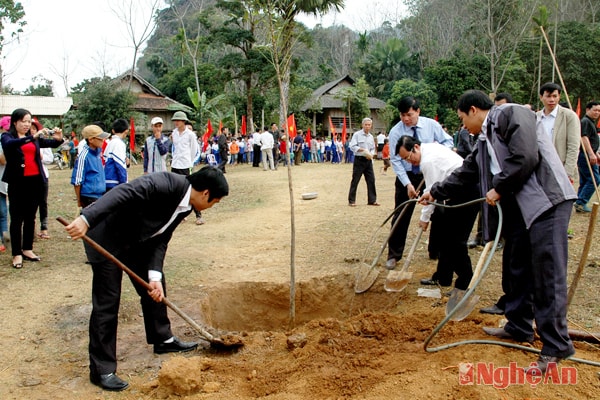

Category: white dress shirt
[419, 142, 464, 223]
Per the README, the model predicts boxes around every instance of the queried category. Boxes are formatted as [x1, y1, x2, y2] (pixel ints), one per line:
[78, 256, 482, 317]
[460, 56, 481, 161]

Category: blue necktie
[411, 126, 420, 174]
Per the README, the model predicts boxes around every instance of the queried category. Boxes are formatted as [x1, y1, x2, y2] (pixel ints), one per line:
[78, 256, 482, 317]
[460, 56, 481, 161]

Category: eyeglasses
[402, 149, 414, 161]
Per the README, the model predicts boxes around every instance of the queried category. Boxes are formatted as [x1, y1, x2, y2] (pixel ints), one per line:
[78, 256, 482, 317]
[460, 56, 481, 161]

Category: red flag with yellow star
[287, 114, 296, 138]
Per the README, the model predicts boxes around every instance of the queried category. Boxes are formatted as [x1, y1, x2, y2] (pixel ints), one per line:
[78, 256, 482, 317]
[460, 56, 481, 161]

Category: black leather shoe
[90, 372, 129, 391]
[385, 258, 397, 270]
[524, 354, 569, 375]
[420, 278, 439, 286]
[479, 304, 504, 315]
[154, 337, 198, 354]
[482, 327, 533, 343]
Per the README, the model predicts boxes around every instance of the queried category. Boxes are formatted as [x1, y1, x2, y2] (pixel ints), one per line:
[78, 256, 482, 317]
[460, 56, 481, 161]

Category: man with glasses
[386, 97, 454, 271]
[398, 135, 478, 290]
[421, 90, 575, 375]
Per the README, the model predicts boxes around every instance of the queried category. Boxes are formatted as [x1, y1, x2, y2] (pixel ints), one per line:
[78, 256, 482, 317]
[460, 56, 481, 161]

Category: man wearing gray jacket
[535, 82, 580, 182]
[420, 90, 575, 375]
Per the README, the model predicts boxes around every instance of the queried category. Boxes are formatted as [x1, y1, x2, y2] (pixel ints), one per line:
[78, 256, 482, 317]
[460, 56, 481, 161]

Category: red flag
[202, 119, 213, 152]
[342, 116, 347, 144]
[576, 98, 581, 118]
[287, 114, 296, 138]
[306, 128, 312, 148]
[241, 116, 247, 135]
[129, 117, 135, 151]
[328, 116, 336, 138]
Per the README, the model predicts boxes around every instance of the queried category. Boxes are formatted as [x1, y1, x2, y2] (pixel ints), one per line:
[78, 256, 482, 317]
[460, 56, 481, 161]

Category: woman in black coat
[1, 108, 63, 268]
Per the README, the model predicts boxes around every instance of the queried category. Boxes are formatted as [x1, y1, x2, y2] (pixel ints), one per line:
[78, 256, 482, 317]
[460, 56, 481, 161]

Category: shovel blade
[384, 270, 412, 292]
[446, 289, 480, 321]
[355, 262, 380, 293]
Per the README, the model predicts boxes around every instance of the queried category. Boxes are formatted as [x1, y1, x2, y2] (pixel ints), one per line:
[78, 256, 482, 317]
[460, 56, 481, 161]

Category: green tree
[257, 0, 344, 128]
[359, 37, 418, 99]
[0, 0, 26, 90]
[211, 0, 273, 132]
[551, 21, 600, 103]
[22, 75, 54, 96]
[70, 78, 137, 129]
[388, 79, 438, 122]
[182, 89, 227, 128]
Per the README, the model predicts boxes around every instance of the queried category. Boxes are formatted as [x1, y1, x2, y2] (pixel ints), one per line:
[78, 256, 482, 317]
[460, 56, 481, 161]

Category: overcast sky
[3, 0, 406, 97]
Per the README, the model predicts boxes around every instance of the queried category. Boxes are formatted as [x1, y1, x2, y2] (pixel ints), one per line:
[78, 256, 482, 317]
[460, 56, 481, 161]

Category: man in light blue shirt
[386, 97, 453, 270]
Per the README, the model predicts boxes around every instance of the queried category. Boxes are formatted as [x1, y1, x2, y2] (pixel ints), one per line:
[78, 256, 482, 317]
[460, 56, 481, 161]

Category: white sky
[2, 0, 405, 97]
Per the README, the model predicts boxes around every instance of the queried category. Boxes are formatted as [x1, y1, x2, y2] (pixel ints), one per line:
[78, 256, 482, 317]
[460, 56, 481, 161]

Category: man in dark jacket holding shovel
[64, 166, 229, 391]
[420, 90, 575, 375]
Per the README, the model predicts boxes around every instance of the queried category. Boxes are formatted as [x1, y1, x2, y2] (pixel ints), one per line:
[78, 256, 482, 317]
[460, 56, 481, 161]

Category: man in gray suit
[536, 82, 580, 182]
[65, 167, 229, 391]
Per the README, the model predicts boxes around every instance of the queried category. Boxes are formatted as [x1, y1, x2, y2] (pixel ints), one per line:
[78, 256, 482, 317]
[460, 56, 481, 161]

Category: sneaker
[574, 203, 591, 213]
[0, 244, 5, 253]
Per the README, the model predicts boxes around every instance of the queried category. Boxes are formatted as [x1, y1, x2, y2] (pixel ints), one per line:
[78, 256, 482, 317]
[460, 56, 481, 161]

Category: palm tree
[256, 0, 344, 328]
[258, 0, 344, 127]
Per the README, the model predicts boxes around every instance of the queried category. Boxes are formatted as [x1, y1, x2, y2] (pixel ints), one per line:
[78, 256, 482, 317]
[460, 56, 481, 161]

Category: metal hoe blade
[354, 261, 382, 294]
[445, 242, 493, 321]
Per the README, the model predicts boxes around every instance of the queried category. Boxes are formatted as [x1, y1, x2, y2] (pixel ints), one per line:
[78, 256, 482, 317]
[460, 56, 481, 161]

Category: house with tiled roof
[114, 71, 188, 134]
[301, 75, 387, 137]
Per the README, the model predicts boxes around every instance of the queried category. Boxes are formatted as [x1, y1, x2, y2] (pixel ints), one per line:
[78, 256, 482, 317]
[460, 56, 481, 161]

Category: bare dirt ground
[1, 160, 600, 399]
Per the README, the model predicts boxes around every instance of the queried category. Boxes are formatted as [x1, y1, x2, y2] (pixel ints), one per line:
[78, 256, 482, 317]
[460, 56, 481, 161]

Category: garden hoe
[57, 217, 244, 349]
[384, 227, 424, 292]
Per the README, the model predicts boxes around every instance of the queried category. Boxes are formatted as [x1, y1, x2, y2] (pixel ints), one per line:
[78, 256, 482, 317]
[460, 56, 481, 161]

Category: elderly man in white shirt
[397, 135, 479, 290]
[347, 118, 379, 206]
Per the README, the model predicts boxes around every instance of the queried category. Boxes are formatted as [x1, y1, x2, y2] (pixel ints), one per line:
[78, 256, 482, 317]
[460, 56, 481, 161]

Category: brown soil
[2, 161, 600, 399]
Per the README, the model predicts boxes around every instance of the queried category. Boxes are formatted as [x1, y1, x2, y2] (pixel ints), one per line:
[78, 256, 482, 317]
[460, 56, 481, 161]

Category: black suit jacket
[1, 131, 61, 184]
[82, 172, 193, 270]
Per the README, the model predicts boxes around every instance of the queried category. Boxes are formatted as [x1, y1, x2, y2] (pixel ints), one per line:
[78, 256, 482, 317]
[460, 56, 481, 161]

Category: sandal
[13, 262, 23, 269]
[37, 232, 51, 239]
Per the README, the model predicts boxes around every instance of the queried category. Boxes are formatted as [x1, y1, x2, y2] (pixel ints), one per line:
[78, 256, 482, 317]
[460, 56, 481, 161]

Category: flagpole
[234, 108, 238, 136]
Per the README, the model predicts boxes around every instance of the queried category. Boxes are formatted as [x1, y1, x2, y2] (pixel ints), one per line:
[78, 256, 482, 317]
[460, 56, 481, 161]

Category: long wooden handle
[372, 179, 426, 266]
[399, 228, 424, 273]
[468, 241, 493, 290]
[56, 216, 216, 342]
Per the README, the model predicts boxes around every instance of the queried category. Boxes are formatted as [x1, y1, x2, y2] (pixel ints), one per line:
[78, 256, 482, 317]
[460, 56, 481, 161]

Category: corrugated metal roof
[0, 95, 73, 116]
